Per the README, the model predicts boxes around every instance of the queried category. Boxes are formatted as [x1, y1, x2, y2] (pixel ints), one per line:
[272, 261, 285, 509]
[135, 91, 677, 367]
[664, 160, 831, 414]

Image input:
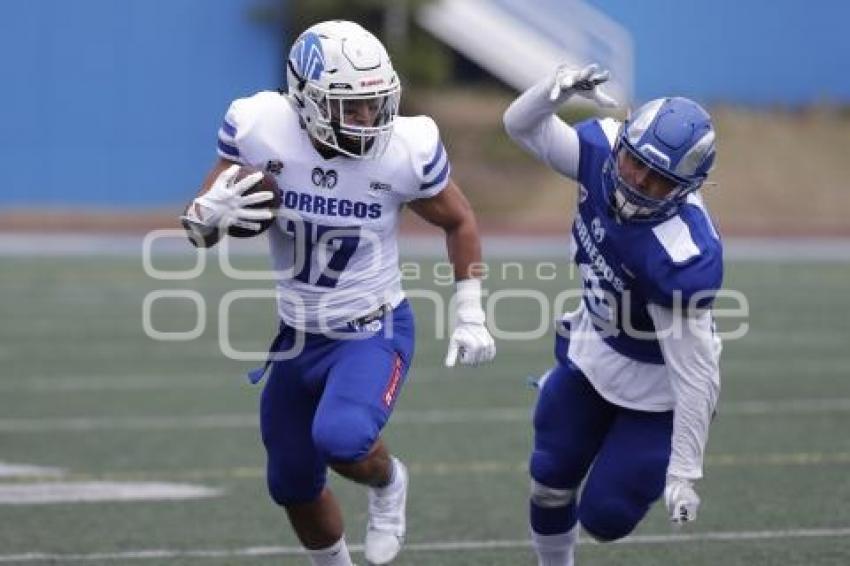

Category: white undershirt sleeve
[503, 78, 581, 180]
[647, 304, 722, 480]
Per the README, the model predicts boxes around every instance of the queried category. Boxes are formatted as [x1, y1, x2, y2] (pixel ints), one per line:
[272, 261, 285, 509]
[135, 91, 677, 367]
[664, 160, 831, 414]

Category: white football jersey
[216, 91, 450, 332]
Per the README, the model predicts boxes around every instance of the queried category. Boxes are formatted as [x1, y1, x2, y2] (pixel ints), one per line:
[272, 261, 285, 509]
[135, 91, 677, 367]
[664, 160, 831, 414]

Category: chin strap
[286, 59, 307, 92]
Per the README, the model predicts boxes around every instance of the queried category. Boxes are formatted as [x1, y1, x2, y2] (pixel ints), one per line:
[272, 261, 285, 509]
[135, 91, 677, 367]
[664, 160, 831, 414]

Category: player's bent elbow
[502, 107, 525, 141]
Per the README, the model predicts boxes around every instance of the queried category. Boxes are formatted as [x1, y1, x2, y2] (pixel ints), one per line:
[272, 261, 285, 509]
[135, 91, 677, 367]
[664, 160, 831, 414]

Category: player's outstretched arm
[180, 158, 273, 248]
[409, 179, 496, 367]
[503, 64, 616, 180]
[648, 303, 722, 525]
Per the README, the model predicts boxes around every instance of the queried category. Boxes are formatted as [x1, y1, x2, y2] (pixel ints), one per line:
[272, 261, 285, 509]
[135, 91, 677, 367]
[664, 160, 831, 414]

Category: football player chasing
[181, 21, 495, 566]
[504, 65, 722, 565]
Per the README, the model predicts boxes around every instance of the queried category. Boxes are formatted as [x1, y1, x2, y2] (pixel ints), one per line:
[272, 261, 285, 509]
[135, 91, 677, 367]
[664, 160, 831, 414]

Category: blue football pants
[530, 361, 674, 541]
[259, 300, 415, 506]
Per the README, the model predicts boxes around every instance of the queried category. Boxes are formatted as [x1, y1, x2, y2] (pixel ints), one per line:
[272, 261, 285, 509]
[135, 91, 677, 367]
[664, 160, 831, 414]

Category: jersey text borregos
[216, 91, 450, 332]
[560, 118, 723, 411]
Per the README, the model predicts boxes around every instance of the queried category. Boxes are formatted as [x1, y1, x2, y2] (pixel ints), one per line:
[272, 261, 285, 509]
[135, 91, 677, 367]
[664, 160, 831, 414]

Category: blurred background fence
[1, 0, 849, 234]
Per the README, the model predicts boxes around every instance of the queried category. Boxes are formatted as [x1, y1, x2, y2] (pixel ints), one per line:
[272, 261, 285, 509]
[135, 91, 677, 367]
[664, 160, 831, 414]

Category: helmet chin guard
[286, 21, 401, 159]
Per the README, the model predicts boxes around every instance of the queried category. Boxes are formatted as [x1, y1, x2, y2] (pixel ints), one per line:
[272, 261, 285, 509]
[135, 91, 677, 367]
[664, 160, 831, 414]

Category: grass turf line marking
[4, 357, 850, 391]
[1, 527, 849, 562]
[0, 482, 222, 505]
[0, 463, 64, 479]
[0, 376, 233, 393]
[4, 234, 850, 260]
[3, 397, 850, 433]
[5, 451, 850, 484]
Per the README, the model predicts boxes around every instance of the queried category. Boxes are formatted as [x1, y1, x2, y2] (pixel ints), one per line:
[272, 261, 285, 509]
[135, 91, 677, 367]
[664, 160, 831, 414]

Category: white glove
[445, 279, 496, 367]
[549, 63, 618, 108]
[186, 164, 275, 233]
[664, 475, 700, 525]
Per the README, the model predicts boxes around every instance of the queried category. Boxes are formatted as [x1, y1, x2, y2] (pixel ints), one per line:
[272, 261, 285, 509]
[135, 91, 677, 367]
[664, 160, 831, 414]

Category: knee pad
[312, 408, 378, 463]
[530, 479, 575, 509]
[579, 496, 643, 542]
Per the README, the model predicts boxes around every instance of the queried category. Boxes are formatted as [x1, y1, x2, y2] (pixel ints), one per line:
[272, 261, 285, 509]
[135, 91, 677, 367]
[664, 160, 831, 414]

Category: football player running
[504, 64, 722, 565]
[182, 21, 495, 566]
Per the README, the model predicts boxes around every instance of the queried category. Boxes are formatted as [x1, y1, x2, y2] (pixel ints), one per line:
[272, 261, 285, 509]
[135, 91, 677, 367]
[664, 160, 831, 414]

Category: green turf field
[1, 253, 849, 565]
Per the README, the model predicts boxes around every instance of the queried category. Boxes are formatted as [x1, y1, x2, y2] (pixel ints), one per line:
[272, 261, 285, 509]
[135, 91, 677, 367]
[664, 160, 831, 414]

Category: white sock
[306, 537, 354, 566]
[531, 525, 578, 566]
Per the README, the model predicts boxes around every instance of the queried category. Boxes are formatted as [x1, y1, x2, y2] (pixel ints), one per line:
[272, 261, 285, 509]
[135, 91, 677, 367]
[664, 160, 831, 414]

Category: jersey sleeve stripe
[222, 120, 237, 138]
[217, 128, 235, 143]
[419, 160, 450, 191]
[217, 139, 240, 158]
[423, 142, 445, 175]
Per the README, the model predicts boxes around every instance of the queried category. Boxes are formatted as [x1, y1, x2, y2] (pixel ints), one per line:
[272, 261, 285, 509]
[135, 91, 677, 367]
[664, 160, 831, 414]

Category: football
[227, 166, 282, 238]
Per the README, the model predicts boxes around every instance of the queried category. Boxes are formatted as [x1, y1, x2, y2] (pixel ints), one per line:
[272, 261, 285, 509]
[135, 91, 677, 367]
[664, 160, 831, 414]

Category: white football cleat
[364, 457, 408, 565]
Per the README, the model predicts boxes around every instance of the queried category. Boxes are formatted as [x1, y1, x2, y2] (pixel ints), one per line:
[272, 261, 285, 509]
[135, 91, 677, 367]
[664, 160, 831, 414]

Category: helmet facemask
[605, 139, 701, 221]
[302, 83, 401, 159]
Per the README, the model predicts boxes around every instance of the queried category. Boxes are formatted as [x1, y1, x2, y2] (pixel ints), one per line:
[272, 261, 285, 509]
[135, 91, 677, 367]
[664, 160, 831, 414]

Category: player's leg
[529, 362, 616, 566]
[311, 301, 415, 565]
[314, 343, 412, 489]
[284, 489, 347, 562]
[260, 329, 354, 566]
[331, 436, 393, 486]
[577, 407, 674, 542]
[330, 436, 408, 565]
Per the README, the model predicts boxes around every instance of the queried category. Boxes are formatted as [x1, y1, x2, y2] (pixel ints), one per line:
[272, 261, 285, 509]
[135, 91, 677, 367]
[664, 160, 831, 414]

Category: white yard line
[6, 451, 850, 485]
[0, 376, 234, 393]
[720, 398, 850, 415]
[2, 397, 850, 433]
[5, 354, 850, 394]
[0, 527, 849, 562]
[2, 233, 850, 261]
[0, 482, 221, 505]
[0, 414, 257, 432]
[0, 463, 64, 479]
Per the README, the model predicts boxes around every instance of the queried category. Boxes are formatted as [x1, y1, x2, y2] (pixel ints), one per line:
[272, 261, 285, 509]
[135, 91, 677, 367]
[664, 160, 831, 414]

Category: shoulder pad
[575, 118, 621, 152]
[393, 115, 451, 200]
[217, 91, 296, 164]
[644, 199, 723, 309]
[575, 118, 621, 192]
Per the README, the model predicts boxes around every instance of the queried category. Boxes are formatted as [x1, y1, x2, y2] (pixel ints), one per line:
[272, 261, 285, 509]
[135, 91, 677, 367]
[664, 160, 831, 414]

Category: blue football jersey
[570, 119, 724, 365]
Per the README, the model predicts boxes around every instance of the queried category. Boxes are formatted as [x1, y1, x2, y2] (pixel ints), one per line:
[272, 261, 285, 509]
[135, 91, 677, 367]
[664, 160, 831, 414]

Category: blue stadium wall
[1, 0, 847, 207]
[0, 0, 283, 208]
[586, 0, 850, 104]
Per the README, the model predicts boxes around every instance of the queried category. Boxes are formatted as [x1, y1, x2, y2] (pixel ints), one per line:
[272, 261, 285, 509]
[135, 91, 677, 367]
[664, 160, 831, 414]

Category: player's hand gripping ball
[227, 166, 282, 238]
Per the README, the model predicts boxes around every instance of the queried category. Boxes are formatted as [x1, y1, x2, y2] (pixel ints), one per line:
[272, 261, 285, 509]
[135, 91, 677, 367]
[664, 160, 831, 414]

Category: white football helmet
[286, 20, 401, 159]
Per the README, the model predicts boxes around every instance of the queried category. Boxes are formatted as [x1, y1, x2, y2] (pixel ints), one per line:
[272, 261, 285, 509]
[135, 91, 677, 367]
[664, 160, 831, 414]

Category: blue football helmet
[605, 97, 716, 221]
